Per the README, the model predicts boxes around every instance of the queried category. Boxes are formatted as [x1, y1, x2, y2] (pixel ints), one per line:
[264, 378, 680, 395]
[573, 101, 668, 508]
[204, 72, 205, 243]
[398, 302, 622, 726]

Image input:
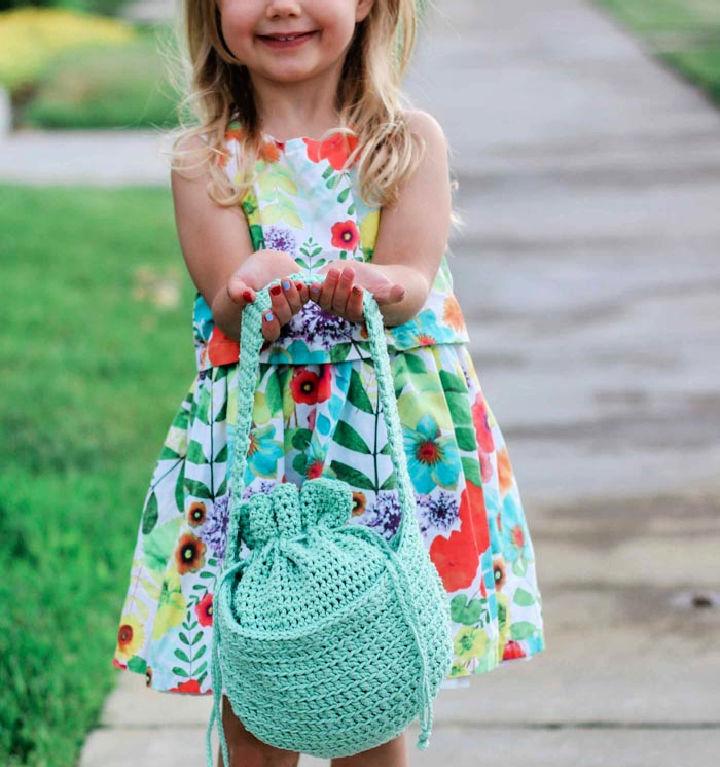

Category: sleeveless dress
[111, 119, 545, 696]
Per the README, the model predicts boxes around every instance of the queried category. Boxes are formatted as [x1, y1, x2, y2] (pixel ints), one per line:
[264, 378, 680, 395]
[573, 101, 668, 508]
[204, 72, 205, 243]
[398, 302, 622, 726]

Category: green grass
[0, 185, 195, 766]
[17, 24, 185, 130]
[597, 0, 720, 105]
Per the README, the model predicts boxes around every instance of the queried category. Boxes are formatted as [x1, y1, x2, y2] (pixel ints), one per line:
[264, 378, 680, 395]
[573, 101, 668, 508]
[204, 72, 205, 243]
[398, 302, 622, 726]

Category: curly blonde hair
[166, 0, 462, 228]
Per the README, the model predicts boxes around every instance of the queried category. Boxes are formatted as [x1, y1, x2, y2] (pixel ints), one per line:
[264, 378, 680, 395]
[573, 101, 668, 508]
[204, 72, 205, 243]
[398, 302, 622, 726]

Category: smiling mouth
[258, 31, 318, 42]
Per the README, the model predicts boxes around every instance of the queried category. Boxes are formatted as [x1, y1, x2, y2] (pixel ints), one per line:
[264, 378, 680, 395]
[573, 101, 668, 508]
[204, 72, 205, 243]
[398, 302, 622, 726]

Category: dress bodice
[193, 119, 470, 370]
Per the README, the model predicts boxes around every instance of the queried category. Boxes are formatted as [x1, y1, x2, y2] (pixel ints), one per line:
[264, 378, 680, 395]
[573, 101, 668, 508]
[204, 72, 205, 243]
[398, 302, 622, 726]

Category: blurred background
[1, 0, 719, 765]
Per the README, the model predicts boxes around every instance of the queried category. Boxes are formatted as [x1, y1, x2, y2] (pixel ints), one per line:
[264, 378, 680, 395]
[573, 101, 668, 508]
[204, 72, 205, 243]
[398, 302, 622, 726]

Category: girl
[112, 1, 545, 765]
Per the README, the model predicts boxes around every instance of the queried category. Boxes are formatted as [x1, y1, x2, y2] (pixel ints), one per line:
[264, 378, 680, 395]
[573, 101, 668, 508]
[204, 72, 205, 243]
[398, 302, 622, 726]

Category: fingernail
[281, 279, 291, 291]
[295, 281, 303, 291]
[264, 311, 274, 322]
[270, 285, 282, 296]
[310, 284, 320, 296]
[242, 290, 253, 302]
[352, 285, 362, 295]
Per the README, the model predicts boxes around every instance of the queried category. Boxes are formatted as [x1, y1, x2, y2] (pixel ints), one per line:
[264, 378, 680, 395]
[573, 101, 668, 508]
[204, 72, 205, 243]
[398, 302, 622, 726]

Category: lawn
[598, 0, 720, 104]
[0, 185, 195, 766]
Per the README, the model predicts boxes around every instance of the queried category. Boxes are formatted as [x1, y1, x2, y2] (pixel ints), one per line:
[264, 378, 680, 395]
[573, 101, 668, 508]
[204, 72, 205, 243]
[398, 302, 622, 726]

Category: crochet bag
[205, 271, 453, 765]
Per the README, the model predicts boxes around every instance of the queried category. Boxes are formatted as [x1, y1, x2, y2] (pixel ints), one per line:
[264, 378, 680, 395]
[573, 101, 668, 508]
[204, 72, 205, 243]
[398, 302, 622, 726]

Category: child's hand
[224, 249, 310, 342]
[312, 263, 406, 322]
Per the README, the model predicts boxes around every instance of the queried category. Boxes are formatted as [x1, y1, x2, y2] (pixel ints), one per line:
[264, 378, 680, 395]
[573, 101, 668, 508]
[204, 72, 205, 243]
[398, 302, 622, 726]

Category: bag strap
[224, 270, 416, 568]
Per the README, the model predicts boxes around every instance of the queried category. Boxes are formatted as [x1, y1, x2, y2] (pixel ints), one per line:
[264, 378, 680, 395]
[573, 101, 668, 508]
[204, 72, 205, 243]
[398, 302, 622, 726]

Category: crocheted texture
[205, 272, 453, 764]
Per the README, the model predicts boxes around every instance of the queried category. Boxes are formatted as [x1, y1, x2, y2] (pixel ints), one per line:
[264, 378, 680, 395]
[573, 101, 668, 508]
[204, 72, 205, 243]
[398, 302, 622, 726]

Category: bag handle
[224, 270, 415, 567]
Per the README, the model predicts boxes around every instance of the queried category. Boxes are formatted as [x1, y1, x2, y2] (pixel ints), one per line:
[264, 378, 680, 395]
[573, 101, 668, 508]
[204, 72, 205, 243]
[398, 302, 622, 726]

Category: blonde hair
[166, 0, 463, 229]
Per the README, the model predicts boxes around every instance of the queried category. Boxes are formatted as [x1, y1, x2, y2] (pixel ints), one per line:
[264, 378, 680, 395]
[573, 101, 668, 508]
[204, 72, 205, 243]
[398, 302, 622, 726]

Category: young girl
[112, 1, 545, 764]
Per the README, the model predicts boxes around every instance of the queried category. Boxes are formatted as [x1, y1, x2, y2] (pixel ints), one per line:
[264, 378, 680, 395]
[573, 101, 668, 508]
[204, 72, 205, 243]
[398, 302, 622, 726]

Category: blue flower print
[390, 309, 458, 348]
[403, 413, 460, 493]
[247, 423, 284, 478]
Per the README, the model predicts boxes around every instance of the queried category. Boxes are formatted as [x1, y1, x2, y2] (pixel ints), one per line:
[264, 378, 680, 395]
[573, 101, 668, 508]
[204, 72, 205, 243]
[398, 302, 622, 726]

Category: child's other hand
[225, 249, 310, 342]
[313, 263, 405, 322]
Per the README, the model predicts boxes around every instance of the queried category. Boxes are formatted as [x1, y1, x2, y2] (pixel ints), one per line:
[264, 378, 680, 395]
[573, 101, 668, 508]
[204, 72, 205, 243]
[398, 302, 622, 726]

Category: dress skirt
[112, 342, 545, 694]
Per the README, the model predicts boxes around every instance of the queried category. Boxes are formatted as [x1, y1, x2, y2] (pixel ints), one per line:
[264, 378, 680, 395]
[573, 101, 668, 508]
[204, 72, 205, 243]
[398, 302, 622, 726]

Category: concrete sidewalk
[78, 1, 720, 765]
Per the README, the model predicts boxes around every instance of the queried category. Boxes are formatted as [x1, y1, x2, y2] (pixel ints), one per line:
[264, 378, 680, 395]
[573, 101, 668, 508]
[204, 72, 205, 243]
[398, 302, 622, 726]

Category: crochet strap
[225, 271, 416, 567]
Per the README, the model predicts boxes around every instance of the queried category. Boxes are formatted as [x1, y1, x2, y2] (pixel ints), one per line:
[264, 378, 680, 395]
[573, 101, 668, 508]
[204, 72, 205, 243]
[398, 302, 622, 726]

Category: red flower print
[429, 480, 490, 592]
[175, 532, 206, 574]
[330, 220, 360, 250]
[187, 501, 207, 527]
[502, 640, 526, 661]
[510, 524, 525, 550]
[195, 592, 214, 627]
[307, 460, 325, 479]
[417, 333, 437, 346]
[304, 132, 359, 170]
[290, 367, 332, 405]
[208, 327, 239, 367]
[169, 678, 203, 694]
[471, 393, 495, 454]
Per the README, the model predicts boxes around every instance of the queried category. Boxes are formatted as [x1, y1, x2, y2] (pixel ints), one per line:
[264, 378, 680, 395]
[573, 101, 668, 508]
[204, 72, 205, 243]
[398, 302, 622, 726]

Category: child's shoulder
[401, 109, 449, 153]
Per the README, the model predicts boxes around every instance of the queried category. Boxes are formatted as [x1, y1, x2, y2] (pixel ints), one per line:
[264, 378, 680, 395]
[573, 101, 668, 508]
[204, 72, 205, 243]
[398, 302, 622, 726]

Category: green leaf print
[248, 224, 265, 250]
[332, 420, 371, 454]
[187, 439, 209, 465]
[510, 622, 539, 641]
[329, 460, 375, 490]
[184, 478, 213, 499]
[455, 426, 478, 452]
[329, 342, 352, 363]
[380, 473, 396, 490]
[158, 445, 181, 460]
[265, 374, 283, 416]
[128, 656, 147, 674]
[446, 391, 472, 426]
[141, 492, 159, 535]
[175, 461, 185, 513]
[291, 428, 312, 451]
[404, 353, 428, 375]
[214, 444, 228, 463]
[295, 258, 310, 270]
[322, 166, 334, 180]
[172, 666, 189, 678]
[512, 557, 529, 577]
[214, 399, 227, 422]
[513, 588, 536, 606]
[337, 186, 350, 203]
[194, 385, 212, 425]
[439, 369, 468, 393]
[348, 368, 374, 414]
[450, 594, 485, 625]
[174, 648, 191, 664]
[461, 456, 482, 486]
[261, 203, 304, 229]
[143, 517, 182, 572]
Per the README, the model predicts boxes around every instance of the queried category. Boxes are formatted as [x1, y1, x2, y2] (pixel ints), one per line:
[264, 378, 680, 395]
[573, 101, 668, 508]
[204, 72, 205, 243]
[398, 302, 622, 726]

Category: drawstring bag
[205, 271, 453, 765]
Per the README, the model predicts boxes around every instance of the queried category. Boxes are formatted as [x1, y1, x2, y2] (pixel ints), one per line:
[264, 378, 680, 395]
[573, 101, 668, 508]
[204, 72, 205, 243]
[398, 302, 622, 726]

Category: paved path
[74, 1, 720, 765]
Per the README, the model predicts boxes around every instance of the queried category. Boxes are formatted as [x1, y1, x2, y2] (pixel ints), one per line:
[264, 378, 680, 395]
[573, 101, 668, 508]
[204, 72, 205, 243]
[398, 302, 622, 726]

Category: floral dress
[111, 119, 545, 696]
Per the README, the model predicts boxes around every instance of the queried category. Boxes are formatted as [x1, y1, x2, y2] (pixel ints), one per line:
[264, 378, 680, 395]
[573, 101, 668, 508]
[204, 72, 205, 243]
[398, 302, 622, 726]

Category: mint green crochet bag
[205, 272, 453, 765]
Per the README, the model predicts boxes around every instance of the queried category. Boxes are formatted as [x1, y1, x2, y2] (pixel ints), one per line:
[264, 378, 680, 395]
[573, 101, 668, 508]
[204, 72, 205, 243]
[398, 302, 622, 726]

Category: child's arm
[365, 109, 453, 327]
[171, 134, 308, 341]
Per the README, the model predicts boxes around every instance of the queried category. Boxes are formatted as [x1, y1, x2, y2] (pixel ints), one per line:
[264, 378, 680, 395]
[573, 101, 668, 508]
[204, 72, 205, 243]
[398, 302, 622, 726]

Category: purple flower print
[416, 490, 460, 535]
[365, 490, 402, 541]
[279, 300, 354, 348]
[202, 493, 229, 559]
[264, 226, 297, 259]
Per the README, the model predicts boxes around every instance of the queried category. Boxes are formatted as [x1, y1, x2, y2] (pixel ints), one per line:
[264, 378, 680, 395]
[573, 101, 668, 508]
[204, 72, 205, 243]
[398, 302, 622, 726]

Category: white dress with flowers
[111, 118, 545, 695]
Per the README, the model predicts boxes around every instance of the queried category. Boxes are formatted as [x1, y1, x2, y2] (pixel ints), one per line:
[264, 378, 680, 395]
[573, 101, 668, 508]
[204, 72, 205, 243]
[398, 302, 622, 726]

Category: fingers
[262, 278, 309, 342]
[226, 273, 256, 306]
[332, 267, 355, 315]
[345, 284, 365, 322]
[261, 307, 281, 342]
[371, 282, 406, 306]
